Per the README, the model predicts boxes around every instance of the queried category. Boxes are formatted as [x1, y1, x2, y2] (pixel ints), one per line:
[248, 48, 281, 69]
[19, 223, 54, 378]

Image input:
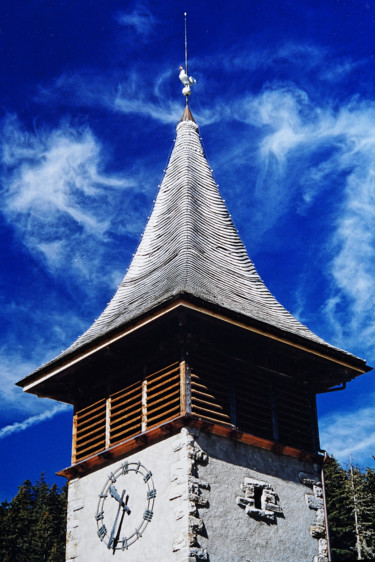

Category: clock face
[95, 460, 156, 552]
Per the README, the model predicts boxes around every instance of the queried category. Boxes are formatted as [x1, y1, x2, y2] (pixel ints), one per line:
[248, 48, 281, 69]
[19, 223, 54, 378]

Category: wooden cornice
[19, 298, 370, 400]
[57, 414, 323, 480]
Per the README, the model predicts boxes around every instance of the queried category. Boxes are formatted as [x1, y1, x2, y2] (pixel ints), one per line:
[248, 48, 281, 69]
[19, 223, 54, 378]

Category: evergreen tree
[354, 464, 375, 559]
[325, 456, 375, 561]
[324, 457, 356, 560]
[0, 475, 67, 562]
[364, 464, 375, 556]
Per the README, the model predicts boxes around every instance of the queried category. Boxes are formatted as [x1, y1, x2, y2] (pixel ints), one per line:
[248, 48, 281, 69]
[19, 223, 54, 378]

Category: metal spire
[179, 12, 196, 104]
[185, 12, 188, 76]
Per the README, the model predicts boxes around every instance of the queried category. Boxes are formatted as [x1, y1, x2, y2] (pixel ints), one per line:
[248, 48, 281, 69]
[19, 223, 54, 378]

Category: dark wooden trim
[72, 413, 77, 464]
[105, 398, 111, 449]
[19, 299, 370, 399]
[57, 414, 323, 480]
[271, 378, 279, 442]
[311, 393, 320, 452]
[230, 375, 236, 427]
[180, 360, 192, 415]
[141, 379, 147, 433]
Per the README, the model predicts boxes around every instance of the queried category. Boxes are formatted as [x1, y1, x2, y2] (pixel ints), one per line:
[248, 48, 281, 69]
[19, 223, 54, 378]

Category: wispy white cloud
[35, 70, 116, 109]
[0, 352, 43, 415]
[319, 399, 375, 467]
[319, 57, 365, 83]
[36, 68, 183, 126]
[119, 52, 375, 359]
[6, 42, 375, 361]
[116, 3, 157, 39]
[212, 42, 324, 76]
[22, 40, 375, 361]
[215, 86, 375, 357]
[0, 115, 143, 289]
[1, 36, 374, 475]
[0, 306, 86, 417]
[0, 113, 162, 422]
[3, 115, 124, 232]
[114, 91, 182, 124]
[0, 404, 71, 440]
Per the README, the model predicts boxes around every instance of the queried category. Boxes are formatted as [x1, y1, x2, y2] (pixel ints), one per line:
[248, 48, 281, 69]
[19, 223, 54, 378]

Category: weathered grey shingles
[56, 117, 331, 359]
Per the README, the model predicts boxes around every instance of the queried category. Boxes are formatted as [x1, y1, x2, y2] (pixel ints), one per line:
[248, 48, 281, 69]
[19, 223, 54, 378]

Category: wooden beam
[271, 380, 279, 443]
[141, 379, 147, 433]
[178, 302, 367, 372]
[22, 299, 368, 397]
[105, 398, 111, 449]
[59, 414, 323, 480]
[76, 400, 106, 420]
[180, 360, 186, 416]
[147, 404, 181, 425]
[71, 414, 77, 464]
[180, 360, 192, 415]
[147, 364, 180, 385]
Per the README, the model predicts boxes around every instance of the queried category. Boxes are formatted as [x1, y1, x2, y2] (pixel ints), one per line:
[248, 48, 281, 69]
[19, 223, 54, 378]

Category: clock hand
[109, 485, 123, 504]
[109, 485, 131, 513]
[109, 486, 131, 515]
[112, 495, 130, 554]
[108, 489, 125, 551]
[123, 493, 131, 516]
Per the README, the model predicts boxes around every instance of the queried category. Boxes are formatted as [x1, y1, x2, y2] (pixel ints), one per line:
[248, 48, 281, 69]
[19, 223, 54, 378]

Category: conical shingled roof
[56, 110, 331, 360]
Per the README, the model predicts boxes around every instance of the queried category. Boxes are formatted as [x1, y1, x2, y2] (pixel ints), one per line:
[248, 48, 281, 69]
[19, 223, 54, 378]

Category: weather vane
[179, 12, 196, 103]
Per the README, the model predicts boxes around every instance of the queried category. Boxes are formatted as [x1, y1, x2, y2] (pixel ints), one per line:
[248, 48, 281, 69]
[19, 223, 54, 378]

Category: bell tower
[17, 83, 370, 560]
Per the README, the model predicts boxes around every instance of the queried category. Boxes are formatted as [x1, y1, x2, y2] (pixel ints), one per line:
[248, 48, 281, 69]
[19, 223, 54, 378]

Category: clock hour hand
[109, 485, 123, 504]
[109, 485, 131, 514]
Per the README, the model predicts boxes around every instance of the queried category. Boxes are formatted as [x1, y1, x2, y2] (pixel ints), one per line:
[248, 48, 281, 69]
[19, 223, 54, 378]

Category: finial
[184, 12, 188, 75]
[179, 12, 196, 103]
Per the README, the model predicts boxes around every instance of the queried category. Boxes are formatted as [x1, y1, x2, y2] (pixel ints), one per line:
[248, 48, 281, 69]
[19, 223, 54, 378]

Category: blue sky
[1, 0, 375, 501]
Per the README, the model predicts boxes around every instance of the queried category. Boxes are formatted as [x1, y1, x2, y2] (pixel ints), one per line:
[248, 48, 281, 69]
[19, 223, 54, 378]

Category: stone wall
[66, 435, 181, 562]
[66, 428, 326, 561]
[195, 431, 326, 562]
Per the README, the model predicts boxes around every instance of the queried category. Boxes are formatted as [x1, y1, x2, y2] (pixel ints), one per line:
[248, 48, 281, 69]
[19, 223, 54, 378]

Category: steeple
[16, 58, 371, 562]
[179, 104, 195, 122]
[18, 104, 369, 397]
[68, 111, 322, 349]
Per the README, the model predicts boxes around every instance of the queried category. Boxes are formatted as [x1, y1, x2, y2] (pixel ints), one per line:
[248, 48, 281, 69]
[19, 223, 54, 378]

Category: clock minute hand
[112, 494, 130, 554]
[108, 489, 125, 551]
[123, 493, 131, 516]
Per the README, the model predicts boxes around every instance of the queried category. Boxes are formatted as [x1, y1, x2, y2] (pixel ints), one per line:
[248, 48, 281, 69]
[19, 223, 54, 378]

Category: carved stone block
[236, 496, 255, 509]
[299, 471, 320, 487]
[305, 494, 324, 510]
[245, 505, 276, 521]
[189, 547, 208, 560]
[310, 525, 326, 539]
[66, 539, 79, 560]
[237, 477, 282, 522]
[264, 502, 283, 513]
[69, 500, 84, 512]
[316, 508, 325, 526]
[170, 429, 209, 560]
[313, 484, 323, 498]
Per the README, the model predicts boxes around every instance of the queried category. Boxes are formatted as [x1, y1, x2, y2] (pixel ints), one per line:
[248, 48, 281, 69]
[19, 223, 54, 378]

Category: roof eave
[17, 293, 371, 401]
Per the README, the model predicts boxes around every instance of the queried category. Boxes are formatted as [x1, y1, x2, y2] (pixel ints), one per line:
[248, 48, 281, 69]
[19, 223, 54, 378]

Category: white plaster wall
[66, 429, 324, 562]
[196, 432, 322, 562]
[66, 434, 183, 562]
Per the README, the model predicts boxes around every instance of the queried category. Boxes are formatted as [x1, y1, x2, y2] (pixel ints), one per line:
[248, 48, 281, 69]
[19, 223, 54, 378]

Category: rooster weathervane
[179, 13, 196, 102]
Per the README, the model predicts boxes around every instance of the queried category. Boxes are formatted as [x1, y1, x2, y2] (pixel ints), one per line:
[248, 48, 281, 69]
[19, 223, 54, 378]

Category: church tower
[18, 75, 370, 561]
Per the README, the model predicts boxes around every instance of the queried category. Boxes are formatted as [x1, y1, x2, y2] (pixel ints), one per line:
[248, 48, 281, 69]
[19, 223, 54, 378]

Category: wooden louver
[72, 356, 317, 463]
[73, 362, 181, 463]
